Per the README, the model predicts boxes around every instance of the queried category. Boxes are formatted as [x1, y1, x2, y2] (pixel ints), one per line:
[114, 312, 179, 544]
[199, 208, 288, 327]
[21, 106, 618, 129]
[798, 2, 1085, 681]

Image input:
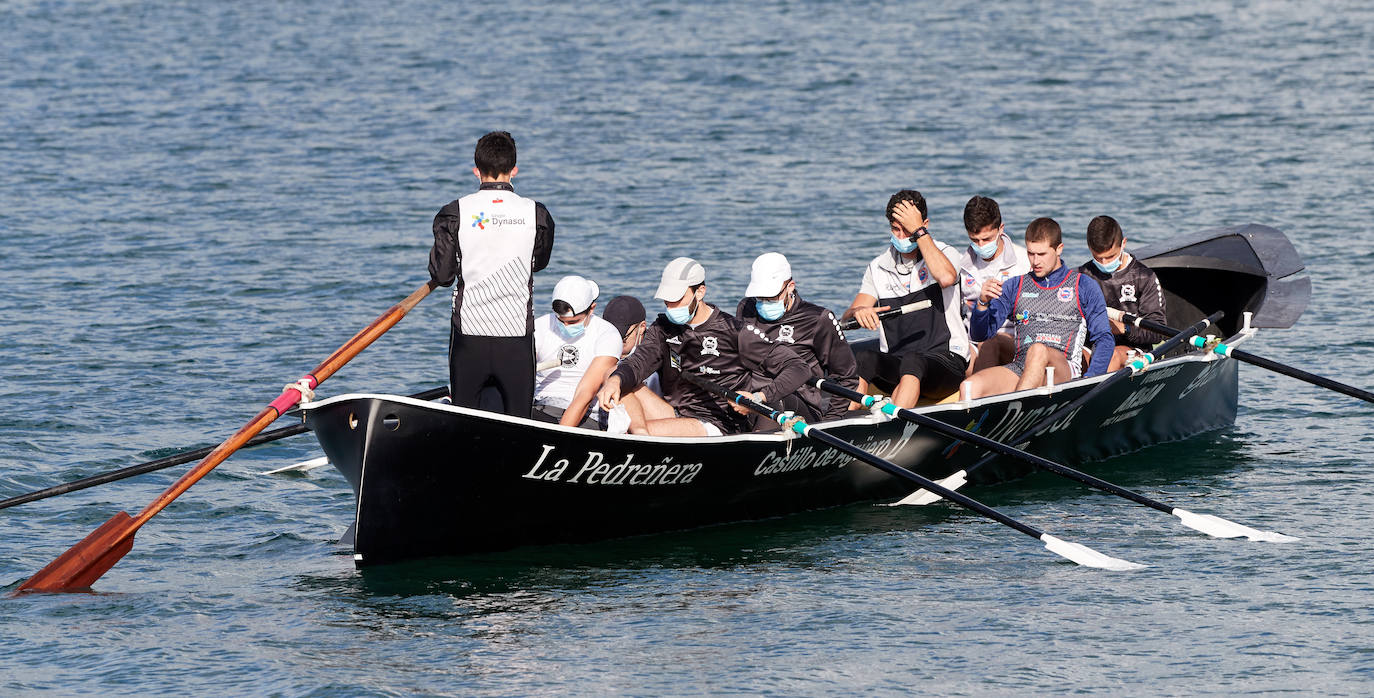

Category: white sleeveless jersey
[454, 189, 538, 336]
[533, 313, 622, 412]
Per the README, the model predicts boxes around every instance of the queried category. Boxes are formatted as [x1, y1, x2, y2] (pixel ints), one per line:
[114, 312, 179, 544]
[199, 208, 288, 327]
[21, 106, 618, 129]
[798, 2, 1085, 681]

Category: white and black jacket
[428, 182, 555, 337]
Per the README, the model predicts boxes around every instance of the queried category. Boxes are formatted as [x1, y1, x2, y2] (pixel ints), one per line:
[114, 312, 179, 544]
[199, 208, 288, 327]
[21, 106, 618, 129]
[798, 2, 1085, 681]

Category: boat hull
[304, 352, 1238, 566]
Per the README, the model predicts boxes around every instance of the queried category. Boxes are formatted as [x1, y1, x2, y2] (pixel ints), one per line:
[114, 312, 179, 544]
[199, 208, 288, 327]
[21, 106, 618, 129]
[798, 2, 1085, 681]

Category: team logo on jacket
[918, 267, 929, 283]
[558, 345, 579, 367]
[701, 336, 720, 356]
[778, 325, 795, 343]
[471, 212, 488, 230]
[963, 275, 975, 287]
[1120, 284, 1137, 303]
[1057, 287, 1073, 302]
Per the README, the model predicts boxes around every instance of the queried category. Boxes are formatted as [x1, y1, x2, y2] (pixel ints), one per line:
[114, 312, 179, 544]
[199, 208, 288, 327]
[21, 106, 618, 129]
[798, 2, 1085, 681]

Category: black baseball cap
[603, 295, 646, 338]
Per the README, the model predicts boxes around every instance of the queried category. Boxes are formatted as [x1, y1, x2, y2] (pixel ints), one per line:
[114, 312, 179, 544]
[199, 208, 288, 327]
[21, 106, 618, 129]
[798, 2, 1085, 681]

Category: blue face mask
[971, 238, 999, 260]
[557, 317, 587, 339]
[890, 233, 918, 254]
[756, 297, 786, 321]
[665, 298, 696, 325]
[1092, 252, 1123, 274]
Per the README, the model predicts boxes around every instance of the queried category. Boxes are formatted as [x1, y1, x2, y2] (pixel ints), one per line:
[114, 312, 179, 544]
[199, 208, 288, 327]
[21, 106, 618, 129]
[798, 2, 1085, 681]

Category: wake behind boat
[302, 224, 1309, 566]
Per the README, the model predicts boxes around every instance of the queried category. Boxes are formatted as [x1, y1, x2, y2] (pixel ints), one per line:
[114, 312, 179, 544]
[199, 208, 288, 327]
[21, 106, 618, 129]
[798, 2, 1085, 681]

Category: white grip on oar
[536, 358, 560, 371]
[1172, 508, 1298, 542]
[890, 470, 968, 506]
[1040, 534, 1147, 571]
[898, 300, 933, 314]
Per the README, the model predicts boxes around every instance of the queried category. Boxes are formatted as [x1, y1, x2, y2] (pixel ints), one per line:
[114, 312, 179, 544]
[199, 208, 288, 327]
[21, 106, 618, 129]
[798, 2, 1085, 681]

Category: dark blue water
[3, 1, 1373, 694]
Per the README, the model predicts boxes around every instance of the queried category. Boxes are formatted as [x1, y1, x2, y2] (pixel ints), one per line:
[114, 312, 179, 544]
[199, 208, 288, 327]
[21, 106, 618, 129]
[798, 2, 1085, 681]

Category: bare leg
[891, 374, 923, 409]
[971, 333, 1015, 373]
[965, 365, 1020, 399]
[644, 417, 709, 437]
[629, 385, 676, 420]
[1107, 345, 1133, 372]
[853, 376, 872, 410]
[1015, 343, 1073, 392]
[619, 392, 650, 434]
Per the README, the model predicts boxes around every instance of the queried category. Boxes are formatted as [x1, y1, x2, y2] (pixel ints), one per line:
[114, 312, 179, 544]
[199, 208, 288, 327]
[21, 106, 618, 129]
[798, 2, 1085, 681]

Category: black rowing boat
[301, 224, 1308, 566]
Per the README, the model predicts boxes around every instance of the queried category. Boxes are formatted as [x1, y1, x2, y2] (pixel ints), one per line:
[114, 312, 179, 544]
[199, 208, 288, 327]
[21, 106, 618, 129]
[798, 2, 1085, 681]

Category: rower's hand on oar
[597, 376, 623, 411]
[852, 305, 890, 330]
[730, 391, 764, 415]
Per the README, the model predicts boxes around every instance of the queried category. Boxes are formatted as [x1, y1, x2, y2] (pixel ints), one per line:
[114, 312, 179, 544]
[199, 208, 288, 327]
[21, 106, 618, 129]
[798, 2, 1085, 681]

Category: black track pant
[449, 331, 534, 418]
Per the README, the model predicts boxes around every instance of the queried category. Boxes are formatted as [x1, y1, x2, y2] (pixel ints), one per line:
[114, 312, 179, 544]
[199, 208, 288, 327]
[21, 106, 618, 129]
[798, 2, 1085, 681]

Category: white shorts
[698, 420, 723, 437]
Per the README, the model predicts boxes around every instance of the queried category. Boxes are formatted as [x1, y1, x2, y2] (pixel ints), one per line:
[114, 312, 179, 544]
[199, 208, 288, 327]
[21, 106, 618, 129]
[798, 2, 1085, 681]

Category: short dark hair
[474, 131, 517, 177]
[963, 196, 1002, 233]
[1085, 215, 1123, 253]
[1024, 217, 1062, 247]
[551, 299, 574, 316]
[885, 190, 927, 223]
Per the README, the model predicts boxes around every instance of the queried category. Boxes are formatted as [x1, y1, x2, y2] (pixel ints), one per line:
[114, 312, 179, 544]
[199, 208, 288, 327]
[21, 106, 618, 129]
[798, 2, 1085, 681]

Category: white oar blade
[888, 470, 968, 506]
[1173, 508, 1298, 542]
[260, 455, 331, 476]
[1041, 534, 1147, 571]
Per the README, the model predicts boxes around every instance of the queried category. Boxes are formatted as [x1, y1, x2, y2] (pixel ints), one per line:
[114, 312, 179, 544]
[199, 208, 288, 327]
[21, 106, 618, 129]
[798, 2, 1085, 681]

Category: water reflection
[293, 502, 956, 603]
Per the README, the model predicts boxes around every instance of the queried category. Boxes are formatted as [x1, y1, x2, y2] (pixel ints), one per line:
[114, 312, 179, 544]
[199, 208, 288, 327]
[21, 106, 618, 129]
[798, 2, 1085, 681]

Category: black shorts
[855, 348, 967, 398]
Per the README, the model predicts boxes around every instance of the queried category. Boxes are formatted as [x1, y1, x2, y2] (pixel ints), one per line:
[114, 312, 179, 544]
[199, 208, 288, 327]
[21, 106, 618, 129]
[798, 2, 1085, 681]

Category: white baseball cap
[552, 275, 599, 316]
[744, 252, 792, 298]
[653, 257, 706, 301]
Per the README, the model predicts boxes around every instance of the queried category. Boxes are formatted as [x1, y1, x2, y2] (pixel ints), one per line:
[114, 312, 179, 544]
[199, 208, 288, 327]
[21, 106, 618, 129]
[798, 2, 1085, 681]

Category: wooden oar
[810, 378, 1295, 542]
[1117, 310, 1374, 404]
[838, 300, 931, 331]
[16, 281, 437, 594]
[0, 386, 449, 510]
[682, 373, 1145, 570]
[900, 311, 1224, 505]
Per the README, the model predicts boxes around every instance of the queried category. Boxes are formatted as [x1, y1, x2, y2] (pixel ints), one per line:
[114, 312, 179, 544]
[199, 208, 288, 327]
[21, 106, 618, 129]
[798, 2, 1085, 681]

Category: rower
[1077, 215, 1168, 372]
[956, 196, 1030, 374]
[596, 257, 811, 436]
[428, 131, 555, 418]
[841, 189, 971, 409]
[532, 276, 621, 428]
[736, 252, 859, 421]
[600, 294, 672, 431]
[964, 217, 1115, 399]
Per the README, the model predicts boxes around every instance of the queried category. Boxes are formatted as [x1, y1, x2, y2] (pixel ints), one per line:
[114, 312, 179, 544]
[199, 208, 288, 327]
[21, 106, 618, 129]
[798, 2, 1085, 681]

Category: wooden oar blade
[1040, 534, 1147, 571]
[1172, 509, 1298, 542]
[17, 512, 138, 593]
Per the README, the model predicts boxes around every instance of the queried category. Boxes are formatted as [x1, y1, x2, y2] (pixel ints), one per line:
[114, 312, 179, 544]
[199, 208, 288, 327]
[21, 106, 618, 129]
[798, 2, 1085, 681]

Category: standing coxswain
[428, 131, 555, 418]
